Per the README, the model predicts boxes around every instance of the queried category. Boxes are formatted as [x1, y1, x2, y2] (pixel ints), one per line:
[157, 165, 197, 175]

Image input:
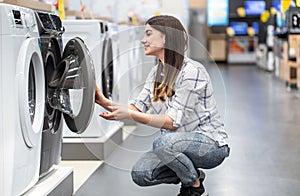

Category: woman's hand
[99, 103, 177, 130]
[100, 104, 131, 120]
[95, 86, 105, 106]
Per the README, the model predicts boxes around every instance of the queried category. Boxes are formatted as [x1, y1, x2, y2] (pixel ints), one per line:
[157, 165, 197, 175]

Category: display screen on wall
[272, 0, 281, 12]
[245, 0, 266, 15]
[230, 22, 248, 35]
[207, 0, 229, 26]
[276, 12, 286, 27]
[252, 22, 259, 34]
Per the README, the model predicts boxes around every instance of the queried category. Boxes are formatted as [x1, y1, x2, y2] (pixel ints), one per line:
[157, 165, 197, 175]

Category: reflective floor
[75, 65, 300, 196]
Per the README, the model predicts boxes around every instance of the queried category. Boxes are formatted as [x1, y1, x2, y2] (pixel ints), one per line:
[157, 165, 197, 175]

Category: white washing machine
[116, 24, 133, 104]
[117, 24, 155, 104]
[62, 20, 123, 138]
[104, 21, 121, 103]
[34, 12, 96, 177]
[0, 4, 45, 195]
[127, 26, 150, 99]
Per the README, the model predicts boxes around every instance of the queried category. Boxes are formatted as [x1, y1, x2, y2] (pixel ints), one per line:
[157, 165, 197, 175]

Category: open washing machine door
[48, 37, 96, 134]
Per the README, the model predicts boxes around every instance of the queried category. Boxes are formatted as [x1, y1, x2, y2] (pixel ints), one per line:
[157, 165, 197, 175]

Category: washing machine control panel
[35, 12, 64, 35]
[11, 9, 36, 29]
[38, 12, 54, 30]
[12, 10, 23, 27]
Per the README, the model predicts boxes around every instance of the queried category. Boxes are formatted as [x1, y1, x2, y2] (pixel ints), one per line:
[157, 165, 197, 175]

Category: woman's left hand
[99, 104, 131, 120]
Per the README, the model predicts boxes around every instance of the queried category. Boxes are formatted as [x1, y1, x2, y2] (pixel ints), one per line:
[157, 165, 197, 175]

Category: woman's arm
[100, 104, 177, 131]
[129, 110, 177, 130]
[96, 86, 176, 130]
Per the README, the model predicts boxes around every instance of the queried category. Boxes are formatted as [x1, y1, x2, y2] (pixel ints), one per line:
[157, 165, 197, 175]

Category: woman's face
[141, 24, 165, 59]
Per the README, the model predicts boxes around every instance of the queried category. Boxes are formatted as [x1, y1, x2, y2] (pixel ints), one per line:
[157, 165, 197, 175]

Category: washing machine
[34, 11, 96, 177]
[0, 4, 45, 195]
[117, 24, 144, 103]
[127, 26, 150, 98]
[104, 21, 121, 102]
[117, 24, 155, 104]
[116, 24, 133, 105]
[61, 20, 123, 138]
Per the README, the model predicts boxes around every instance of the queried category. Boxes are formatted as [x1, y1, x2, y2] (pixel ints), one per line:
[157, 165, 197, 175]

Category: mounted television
[272, 0, 281, 12]
[252, 22, 259, 34]
[276, 12, 286, 28]
[245, 0, 266, 15]
[207, 0, 229, 26]
[230, 22, 248, 35]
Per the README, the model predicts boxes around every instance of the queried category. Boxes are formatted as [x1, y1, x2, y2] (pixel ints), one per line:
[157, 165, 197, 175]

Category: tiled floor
[73, 65, 300, 196]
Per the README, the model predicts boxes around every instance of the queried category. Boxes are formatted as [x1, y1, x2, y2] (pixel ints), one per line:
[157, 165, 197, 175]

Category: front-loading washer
[0, 4, 45, 195]
[117, 24, 145, 104]
[117, 24, 155, 105]
[103, 22, 120, 101]
[61, 20, 123, 138]
[128, 26, 155, 98]
[115, 24, 132, 105]
[34, 11, 96, 177]
[94, 21, 121, 103]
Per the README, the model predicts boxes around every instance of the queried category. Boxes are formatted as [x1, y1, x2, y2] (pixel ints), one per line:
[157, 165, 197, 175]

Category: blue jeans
[131, 132, 230, 186]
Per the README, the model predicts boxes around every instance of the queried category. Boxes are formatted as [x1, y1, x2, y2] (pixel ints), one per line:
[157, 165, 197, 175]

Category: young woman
[95, 15, 230, 196]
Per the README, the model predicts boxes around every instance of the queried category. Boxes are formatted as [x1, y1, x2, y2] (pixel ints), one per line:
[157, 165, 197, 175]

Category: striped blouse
[131, 57, 229, 146]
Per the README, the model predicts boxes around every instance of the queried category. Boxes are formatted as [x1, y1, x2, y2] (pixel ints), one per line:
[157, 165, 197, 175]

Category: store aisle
[75, 65, 300, 196]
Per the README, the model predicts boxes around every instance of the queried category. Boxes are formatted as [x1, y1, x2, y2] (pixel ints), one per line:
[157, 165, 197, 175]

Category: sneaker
[177, 170, 208, 196]
[177, 184, 208, 196]
[197, 169, 206, 183]
[193, 170, 208, 196]
[177, 185, 190, 196]
[189, 185, 208, 196]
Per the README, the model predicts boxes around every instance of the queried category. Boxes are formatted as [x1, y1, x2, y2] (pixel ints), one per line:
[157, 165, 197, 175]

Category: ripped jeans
[131, 132, 230, 186]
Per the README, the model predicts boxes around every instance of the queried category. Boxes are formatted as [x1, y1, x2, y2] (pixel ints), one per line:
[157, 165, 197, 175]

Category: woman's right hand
[95, 86, 105, 106]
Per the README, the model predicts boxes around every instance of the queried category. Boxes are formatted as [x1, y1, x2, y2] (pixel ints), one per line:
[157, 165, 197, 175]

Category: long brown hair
[146, 15, 188, 102]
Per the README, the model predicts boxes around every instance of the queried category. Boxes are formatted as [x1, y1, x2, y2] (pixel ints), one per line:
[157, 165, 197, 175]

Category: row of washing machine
[0, 3, 153, 195]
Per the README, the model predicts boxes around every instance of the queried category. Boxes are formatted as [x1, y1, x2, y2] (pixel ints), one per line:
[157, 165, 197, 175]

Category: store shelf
[1, 0, 51, 12]
[189, 0, 206, 9]
[227, 36, 258, 64]
[65, 10, 113, 21]
[208, 33, 227, 62]
[280, 34, 300, 87]
[65, 10, 83, 19]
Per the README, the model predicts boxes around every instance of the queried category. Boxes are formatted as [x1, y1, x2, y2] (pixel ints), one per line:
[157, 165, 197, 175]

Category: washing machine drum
[48, 37, 96, 134]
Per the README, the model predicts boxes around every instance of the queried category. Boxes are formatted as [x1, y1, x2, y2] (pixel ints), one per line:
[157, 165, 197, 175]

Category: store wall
[67, 0, 189, 26]
[160, 0, 189, 26]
